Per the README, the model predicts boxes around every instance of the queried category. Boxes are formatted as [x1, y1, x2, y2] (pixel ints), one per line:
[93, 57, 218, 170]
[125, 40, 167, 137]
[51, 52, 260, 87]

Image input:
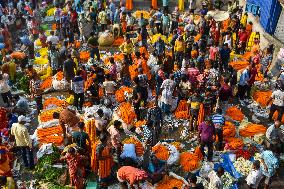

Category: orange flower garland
[37, 125, 63, 138]
[179, 147, 203, 172]
[252, 90, 272, 107]
[223, 121, 236, 139]
[83, 101, 93, 107]
[54, 71, 63, 81]
[123, 137, 144, 156]
[272, 111, 284, 122]
[226, 106, 244, 121]
[155, 175, 184, 189]
[118, 102, 137, 124]
[10, 51, 26, 59]
[134, 120, 147, 127]
[152, 144, 170, 161]
[174, 100, 189, 119]
[79, 51, 90, 62]
[239, 123, 267, 137]
[39, 108, 62, 122]
[229, 60, 250, 71]
[112, 37, 124, 46]
[115, 86, 133, 103]
[225, 137, 244, 150]
[84, 73, 96, 91]
[43, 97, 67, 109]
[40, 76, 52, 90]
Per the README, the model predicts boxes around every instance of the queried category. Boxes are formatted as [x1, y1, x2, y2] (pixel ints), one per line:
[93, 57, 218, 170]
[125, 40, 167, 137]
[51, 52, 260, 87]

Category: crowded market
[0, 0, 283, 189]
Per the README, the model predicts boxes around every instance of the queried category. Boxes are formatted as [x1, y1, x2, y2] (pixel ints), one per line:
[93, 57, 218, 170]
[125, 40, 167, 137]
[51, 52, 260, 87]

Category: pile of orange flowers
[273, 111, 284, 122]
[129, 64, 139, 80]
[239, 123, 267, 137]
[10, 51, 26, 59]
[54, 71, 63, 81]
[37, 125, 64, 146]
[229, 60, 250, 71]
[152, 144, 170, 161]
[225, 137, 244, 150]
[134, 120, 147, 127]
[84, 73, 96, 91]
[112, 37, 124, 46]
[180, 147, 203, 172]
[115, 87, 133, 103]
[156, 175, 184, 189]
[43, 97, 67, 109]
[83, 101, 93, 107]
[40, 76, 52, 90]
[226, 106, 244, 121]
[118, 102, 137, 124]
[174, 100, 189, 119]
[79, 51, 90, 62]
[39, 108, 62, 122]
[252, 90, 272, 107]
[223, 121, 236, 139]
[123, 137, 144, 156]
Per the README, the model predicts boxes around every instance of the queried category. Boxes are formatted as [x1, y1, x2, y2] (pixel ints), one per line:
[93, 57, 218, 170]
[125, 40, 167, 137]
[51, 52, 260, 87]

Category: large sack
[98, 31, 114, 46]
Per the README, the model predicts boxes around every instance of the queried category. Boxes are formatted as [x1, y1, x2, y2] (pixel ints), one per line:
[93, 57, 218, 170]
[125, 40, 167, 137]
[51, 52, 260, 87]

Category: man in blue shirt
[153, 37, 165, 58]
[212, 108, 225, 150]
[219, 43, 231, 72]
[162, 12, 170, 36]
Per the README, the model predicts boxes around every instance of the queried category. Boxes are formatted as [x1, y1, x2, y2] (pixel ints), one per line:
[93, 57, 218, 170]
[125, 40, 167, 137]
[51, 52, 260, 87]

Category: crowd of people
[0, 0, 283, 189]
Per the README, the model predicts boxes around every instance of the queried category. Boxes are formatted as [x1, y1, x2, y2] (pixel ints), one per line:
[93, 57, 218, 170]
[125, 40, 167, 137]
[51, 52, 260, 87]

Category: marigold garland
[79, 51, 90, 62]
[225, 106, 244, 121]
[117, 102, 137, 124]
[10, 51, 26, 59]
[223, 121, 236, 139]
[174, 100, 189, 119]
[40, 76, 52, 90]
[252, 90, 272, 107]
[239, 123, 267, 137]
[134, 120, 147, 128]
[43, 97, 67, 109]
[229, 60, 250, 71]
[39, 108, 63, 123]
[152, 144, 170, 161]
[115, 86, 133, 103]
[225, 137, 244, 150]
[54, 71, 63, 81]
[272, 111, 284, 122]
[179, 147, 203, 172]
[123, 137, 144, 156]
[155, 175, 184, 189]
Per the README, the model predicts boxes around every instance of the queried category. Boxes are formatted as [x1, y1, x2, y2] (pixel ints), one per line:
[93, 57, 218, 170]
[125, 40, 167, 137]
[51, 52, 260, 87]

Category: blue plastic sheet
[214, 153, 243, 189]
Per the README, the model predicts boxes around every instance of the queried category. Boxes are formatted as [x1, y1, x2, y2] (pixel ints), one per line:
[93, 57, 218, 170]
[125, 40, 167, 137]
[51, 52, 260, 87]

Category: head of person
[217, 167, 224, 177]
[27, 65, 33, 71]
[50, 30, 55, 36]
[253, 160, 260, 170]
[275, 120, 281, 128]
[216, 108, 222, 115]
[109, 57, 115, 64]
[97, 109, 104, 118]
[76, 70, 82, 76]
[78, 122, 84, 131]
[67, 147, 76, 155]
[224, 77, 230, 85]
[113, 120, 122, 129]
[133, 77, 139, 86]
[188, 174, 198, 185]
[169, 74, 174, 80]
[204, 116, 211, 125]
[18, 115, 26, 125]
[53, 112, 60, 119]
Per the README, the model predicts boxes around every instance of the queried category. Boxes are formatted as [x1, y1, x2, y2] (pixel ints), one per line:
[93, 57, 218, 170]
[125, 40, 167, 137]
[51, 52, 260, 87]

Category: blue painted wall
[246, 0, 282, 34]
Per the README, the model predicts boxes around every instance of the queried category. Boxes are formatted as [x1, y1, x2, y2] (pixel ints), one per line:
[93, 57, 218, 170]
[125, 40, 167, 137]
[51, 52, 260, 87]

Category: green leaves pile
[35, 146, 64, 182]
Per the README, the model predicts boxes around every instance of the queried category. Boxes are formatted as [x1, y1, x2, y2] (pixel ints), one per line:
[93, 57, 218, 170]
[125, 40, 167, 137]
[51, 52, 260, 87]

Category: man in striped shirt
[212, 108, 225, 151]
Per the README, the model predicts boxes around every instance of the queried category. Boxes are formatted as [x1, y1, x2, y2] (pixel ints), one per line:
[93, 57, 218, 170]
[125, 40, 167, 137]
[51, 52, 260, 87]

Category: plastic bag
[166, 143, 180, 165]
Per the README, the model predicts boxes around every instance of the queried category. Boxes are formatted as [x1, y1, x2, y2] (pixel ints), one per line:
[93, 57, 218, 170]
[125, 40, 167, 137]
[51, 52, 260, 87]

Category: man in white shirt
[11, 115, 34, 168]
[246, 160, 263, 189]
[46, 31, 59, 45]
[102, 74, 116, 95]
[95, 109, 107, 134]
[208, 167, 224, 189]
[268, 87, 284, 121]
[160, 74, 176, 115]
[265, 121, 283, 154]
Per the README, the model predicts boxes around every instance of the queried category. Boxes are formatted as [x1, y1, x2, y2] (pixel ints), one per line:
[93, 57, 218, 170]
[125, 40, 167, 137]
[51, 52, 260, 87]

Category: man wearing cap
[11, 115, 34, 168]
